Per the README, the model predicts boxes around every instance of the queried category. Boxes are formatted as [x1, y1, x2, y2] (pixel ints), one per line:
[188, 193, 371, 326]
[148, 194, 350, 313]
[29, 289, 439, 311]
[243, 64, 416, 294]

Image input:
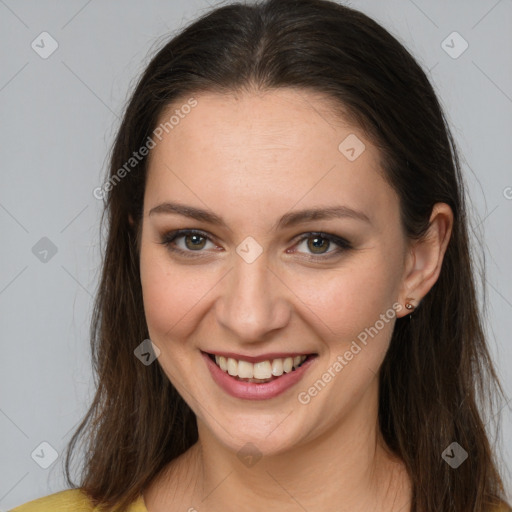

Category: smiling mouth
[206, 352, 317, 383]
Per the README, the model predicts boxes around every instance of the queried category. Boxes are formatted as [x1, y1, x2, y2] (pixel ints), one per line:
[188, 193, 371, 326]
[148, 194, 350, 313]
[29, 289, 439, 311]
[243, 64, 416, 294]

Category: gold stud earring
[405, 298, 415, 311]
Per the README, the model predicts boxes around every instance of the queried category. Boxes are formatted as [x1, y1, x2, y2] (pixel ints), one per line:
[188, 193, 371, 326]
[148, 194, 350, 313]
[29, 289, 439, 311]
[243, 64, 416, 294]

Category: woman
[12, 0, 511, 510]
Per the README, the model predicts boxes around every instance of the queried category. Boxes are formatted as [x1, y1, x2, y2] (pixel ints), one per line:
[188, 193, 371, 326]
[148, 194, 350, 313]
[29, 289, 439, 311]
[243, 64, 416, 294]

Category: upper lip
[202, 350, 316, 364]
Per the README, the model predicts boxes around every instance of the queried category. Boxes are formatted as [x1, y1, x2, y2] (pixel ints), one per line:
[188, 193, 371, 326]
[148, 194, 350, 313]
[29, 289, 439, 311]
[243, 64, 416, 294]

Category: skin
[137, 88, 453, 512]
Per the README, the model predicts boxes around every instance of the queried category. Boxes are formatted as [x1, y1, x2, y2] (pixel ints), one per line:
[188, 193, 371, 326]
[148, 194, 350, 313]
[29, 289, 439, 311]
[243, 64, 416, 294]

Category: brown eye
[160, 229, 351, 261]
[292, 232, 351, 259]
[160, 229, 216, 257]
[183, 233, 207, 250]
[306, 236, 331, 254]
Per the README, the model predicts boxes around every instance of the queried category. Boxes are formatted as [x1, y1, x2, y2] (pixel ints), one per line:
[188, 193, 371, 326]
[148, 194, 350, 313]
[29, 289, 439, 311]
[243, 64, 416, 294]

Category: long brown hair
[64, 1, 511, 510]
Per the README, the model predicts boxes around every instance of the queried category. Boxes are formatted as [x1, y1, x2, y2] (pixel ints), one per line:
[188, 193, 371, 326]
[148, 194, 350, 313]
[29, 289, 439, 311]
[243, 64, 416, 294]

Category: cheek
[293, 258, 402, 419]
[139, 242, 202, 340]
[290, 258, 401, 347]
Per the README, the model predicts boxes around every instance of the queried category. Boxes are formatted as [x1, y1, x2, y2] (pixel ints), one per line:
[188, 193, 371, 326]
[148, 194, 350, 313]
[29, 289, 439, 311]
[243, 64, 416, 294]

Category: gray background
[1, 0, 511, 509]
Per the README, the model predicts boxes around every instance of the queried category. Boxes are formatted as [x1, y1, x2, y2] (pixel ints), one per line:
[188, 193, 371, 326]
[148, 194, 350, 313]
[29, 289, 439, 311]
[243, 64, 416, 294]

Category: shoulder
[9, 489, 147, 512]
[491, 502, 512, 512]
[9, 489, 95, 511]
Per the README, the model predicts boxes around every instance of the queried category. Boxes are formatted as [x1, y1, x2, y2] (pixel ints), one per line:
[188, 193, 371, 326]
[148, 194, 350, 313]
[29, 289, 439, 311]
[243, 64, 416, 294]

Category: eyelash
[158, 229, 352, 261]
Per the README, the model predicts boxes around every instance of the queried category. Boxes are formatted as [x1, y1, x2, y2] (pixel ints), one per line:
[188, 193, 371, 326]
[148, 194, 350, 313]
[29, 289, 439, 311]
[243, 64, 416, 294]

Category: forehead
[152, 88, 361, 160]
[144, 89, 398, 228]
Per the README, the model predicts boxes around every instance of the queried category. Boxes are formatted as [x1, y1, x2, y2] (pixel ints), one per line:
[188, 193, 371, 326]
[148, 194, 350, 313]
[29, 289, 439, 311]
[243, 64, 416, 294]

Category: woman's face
[139, 89, 413, 456]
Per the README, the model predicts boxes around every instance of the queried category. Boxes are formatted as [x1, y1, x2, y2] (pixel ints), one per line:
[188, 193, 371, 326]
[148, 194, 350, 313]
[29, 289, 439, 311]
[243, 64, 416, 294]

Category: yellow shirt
[9, 488, 511, 511]
[9, 489, 147, 512]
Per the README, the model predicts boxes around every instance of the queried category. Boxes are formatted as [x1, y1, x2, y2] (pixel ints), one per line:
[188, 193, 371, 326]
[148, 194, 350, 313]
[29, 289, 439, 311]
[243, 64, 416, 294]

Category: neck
[145, 383, 412, 512]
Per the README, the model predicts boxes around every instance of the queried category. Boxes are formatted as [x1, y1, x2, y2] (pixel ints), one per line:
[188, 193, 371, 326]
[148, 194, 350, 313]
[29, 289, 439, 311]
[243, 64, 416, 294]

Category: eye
[290, 232, 352, 260]
[159, 229, 352, 260]
[159, 229, 217, 257]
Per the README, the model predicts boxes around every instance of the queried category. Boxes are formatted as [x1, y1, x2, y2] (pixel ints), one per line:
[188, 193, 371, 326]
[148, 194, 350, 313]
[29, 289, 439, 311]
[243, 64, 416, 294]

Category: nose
[214, 253, 292, 343]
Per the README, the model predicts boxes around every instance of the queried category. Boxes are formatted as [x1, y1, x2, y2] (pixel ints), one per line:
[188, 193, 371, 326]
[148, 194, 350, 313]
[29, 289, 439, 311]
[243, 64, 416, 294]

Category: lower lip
[202, 352, 317, 400]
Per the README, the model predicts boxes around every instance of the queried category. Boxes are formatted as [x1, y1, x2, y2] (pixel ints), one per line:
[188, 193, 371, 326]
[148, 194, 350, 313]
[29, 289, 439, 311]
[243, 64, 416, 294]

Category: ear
[128, 214, 135, 226]
[396, 202, 454, 318]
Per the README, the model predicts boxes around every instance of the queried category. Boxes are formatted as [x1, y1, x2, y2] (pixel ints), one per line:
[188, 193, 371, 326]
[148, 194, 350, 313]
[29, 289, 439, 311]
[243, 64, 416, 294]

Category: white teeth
[271, 358, 283, 376]
[237, 360, 253, 379]
[214, 354, 307, 379]
[218, 355, 227, 371]
[227, 357, 238, 376]
[253, 361, 272, 379]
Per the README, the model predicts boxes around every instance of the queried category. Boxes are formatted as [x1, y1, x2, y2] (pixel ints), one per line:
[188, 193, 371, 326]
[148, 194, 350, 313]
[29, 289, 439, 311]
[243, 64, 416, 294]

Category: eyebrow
[148, 201, 371, 230]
